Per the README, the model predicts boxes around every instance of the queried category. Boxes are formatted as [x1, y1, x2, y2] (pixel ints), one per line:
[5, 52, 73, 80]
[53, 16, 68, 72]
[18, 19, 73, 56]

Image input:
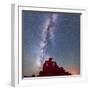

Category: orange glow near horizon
[66, 67, 80, 75]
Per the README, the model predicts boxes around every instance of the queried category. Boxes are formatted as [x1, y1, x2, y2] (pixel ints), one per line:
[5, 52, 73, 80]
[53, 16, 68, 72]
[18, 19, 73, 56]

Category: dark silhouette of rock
[38, 57, 71, 76]
[31, 75, 36, 77]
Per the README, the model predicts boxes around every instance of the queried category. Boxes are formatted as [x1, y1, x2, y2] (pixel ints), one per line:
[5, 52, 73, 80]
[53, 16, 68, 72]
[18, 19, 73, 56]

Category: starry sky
[22, 10, 81, 77]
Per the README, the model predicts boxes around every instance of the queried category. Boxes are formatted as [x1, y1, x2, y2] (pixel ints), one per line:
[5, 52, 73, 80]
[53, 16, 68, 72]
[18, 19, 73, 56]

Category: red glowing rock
[38, 57, 71, 76]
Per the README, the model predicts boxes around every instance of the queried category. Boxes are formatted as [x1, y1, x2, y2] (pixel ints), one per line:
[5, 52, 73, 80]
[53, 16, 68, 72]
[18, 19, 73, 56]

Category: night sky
[22, 10, 80, 77]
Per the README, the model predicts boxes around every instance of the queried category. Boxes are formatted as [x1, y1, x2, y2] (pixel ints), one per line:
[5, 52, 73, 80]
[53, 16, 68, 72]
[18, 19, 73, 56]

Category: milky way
[39, 14, 58, 65]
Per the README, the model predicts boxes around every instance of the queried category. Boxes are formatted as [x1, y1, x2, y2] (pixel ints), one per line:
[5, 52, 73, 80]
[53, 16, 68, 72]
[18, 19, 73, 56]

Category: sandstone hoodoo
[38, 57, 72, 76]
